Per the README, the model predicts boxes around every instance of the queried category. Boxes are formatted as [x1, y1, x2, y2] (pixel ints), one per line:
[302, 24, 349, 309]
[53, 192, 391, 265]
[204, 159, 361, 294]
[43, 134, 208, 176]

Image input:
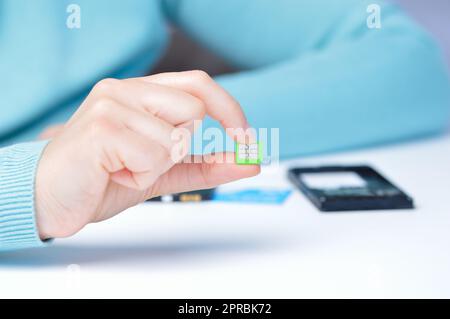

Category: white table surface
[1, 135, 450, 298]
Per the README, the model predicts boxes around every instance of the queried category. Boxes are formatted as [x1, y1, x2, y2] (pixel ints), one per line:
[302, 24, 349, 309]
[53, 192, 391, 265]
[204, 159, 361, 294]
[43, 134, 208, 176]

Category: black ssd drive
[288, 165, 414, 212]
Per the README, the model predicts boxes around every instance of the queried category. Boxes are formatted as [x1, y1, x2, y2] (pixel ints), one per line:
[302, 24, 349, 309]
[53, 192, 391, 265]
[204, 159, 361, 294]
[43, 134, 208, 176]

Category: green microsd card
[235, 142, 262, 165]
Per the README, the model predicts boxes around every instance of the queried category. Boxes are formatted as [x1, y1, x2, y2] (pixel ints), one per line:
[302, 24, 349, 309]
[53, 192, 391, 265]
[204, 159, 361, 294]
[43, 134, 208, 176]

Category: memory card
[235, 142, 262, 165]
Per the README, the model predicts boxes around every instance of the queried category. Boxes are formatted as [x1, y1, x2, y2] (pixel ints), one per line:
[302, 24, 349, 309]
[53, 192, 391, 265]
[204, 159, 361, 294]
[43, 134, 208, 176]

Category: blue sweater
[1, 0, 449, 251]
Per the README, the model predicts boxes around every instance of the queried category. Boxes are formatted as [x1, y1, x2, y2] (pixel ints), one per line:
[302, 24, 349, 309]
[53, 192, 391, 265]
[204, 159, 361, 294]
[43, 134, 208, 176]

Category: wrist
[34, 140, 90, 240]
[35, 187, 54, 240]
[35, 145, 63, 240]
[35, 144, 57, 240]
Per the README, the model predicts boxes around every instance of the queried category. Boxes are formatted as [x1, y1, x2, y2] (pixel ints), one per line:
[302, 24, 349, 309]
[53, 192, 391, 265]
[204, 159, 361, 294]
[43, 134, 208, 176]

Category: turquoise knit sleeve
[164, 0, 450, 158]
[0, 140, 50, 252]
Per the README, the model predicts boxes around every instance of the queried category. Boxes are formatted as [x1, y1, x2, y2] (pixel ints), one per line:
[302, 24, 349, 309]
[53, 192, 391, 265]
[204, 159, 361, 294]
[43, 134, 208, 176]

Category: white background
[1, 134, 450, 298]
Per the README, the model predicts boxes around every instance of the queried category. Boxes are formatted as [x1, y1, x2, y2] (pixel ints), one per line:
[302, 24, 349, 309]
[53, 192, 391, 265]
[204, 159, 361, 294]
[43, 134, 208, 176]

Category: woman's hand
[35, 71, 260, 239]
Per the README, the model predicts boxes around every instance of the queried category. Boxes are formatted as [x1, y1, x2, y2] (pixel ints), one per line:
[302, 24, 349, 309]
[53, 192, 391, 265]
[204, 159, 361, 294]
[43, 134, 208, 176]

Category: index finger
[138, 71, 252, 142]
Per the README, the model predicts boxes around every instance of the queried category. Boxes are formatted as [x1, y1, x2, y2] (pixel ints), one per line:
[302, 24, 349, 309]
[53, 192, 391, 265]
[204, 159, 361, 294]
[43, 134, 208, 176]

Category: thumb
[149, 152, 260, 197]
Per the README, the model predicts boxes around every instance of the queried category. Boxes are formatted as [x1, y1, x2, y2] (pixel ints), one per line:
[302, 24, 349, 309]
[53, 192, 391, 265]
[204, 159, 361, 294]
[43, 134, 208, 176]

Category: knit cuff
[0, 140, 51, 251]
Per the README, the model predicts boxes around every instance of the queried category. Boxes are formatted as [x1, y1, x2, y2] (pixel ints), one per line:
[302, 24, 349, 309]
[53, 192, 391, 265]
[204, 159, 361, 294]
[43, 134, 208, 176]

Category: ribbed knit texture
[0, 141, 50, 251]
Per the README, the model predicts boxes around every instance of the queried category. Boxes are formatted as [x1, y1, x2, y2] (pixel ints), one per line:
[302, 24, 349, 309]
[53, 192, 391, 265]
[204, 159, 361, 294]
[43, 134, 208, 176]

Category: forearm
[167, 0, 450, 158]
[0, 141, 50, 251]
[213, 6, 450, 157]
